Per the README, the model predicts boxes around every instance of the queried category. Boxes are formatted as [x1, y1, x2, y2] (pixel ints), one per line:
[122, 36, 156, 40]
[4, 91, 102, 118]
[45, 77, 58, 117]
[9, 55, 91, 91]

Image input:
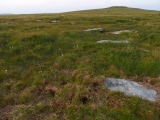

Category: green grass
[0, 7, 160, 120]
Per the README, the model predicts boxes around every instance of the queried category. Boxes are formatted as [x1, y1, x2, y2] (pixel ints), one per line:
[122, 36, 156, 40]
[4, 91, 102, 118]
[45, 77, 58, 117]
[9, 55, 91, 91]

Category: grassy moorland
[0, 6, 160, 119]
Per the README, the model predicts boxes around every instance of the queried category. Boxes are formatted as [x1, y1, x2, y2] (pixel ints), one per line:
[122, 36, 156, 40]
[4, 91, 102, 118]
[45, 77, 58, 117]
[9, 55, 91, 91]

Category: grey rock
[97, 40, 129, 43]
[84, 28, 104, 32]
[141, 49, 150, 53]
[36, 20, 42, 22]
[100, 28, 105, 33]
[71, 22, 76, 25]
[111, 30, 131, 34]
[105, 78, 157, 102]
[51, 20, 60, 23]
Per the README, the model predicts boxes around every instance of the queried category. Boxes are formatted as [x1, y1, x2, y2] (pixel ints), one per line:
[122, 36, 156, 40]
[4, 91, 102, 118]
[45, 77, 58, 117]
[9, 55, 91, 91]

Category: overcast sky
[0, 0, 160, 14]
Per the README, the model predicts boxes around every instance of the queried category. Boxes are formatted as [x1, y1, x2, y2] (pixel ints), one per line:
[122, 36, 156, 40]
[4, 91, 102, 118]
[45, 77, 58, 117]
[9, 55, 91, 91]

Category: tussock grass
[0, 7, 160, 119]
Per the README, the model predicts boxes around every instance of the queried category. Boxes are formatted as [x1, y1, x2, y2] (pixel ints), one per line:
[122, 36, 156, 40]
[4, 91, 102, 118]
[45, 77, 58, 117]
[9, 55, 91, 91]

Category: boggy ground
[0, 7, 160, 120]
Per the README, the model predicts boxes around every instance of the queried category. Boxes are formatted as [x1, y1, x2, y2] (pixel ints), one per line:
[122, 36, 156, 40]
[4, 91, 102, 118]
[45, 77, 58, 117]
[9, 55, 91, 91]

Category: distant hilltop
[109, 6, 128, 8]
[105, 6, 157, 12]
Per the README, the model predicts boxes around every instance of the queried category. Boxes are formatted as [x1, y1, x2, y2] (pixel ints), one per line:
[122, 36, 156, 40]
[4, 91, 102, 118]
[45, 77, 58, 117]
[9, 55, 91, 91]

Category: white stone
[36, 20, 42, 22]
[51, 20, 60, 23]
[97, 40, 129, 43]
[84, 28, 103, 32]
[71, 22, 75, 25]
[105, 78, 157, 102]
[141, 49, 150, 53]
[111, 30, 131, 34]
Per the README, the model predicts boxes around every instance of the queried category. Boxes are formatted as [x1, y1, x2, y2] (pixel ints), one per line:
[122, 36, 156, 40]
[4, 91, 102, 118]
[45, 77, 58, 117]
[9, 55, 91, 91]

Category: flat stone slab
[35, 20, 42, 22]
[111, 30, 131, 34]
[105, 78, 157, 102]
[51, 20, 60, 23]
[97, 40, 129, 43]
[141, 49, 150, 53]
[84, 28, 104, 32]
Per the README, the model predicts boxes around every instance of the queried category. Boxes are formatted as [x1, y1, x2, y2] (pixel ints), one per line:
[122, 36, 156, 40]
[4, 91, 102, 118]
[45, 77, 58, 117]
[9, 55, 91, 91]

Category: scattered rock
[35, 20, 42, 22]
[97, 40, 129, 43]
[100, 28, 105, 33]
[51, 20, 60, 23]
[70, 22, 75, 25]
[84, 28, 104, 32]
[141, 49, 150, 53]
[105, 78, 157, 102]
[111, 30, 131, 34]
